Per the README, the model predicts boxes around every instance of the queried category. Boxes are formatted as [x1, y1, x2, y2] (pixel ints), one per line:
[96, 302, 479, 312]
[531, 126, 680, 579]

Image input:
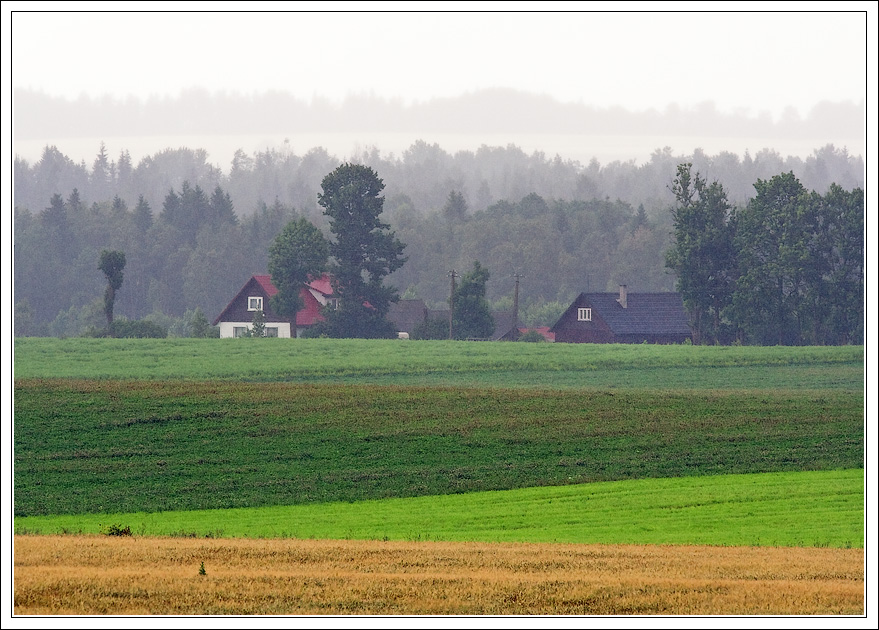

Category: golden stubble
[14, 535, 863, 616]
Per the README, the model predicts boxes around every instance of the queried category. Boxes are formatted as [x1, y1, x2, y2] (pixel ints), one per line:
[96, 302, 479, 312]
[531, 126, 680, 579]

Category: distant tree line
[13, 142, 864, 343]
[14, 141, 863, 225]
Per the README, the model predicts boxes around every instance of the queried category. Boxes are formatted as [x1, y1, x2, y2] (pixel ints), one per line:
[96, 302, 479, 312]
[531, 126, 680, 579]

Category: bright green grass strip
[14, 470, 863, 549]
[13, 338, 864, 390]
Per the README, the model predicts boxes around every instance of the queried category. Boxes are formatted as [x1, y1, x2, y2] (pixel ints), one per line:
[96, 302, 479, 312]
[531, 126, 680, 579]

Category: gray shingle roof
[581, 292, 690, 335]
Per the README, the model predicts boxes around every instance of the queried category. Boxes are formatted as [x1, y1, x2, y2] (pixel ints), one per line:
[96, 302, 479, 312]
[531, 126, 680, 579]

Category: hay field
[14, 536, 864, 615]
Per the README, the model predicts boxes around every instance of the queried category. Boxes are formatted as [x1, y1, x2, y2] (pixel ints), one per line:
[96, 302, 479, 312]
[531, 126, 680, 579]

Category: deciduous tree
[98, 249, 126, 329]
[267, 217, 329, 317]
[665, 163, 736, 344]
[452, 261, 495, 340]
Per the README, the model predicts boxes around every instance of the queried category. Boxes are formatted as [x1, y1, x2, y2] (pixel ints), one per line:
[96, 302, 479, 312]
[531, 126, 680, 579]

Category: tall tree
[267, 217, 329, 317]
[802, 184, 864, 344]
[209, 185, 237, 227]
[98, 249, 126, 329]
[664, 163, 736, 344]
[133, 195, 153, 234]
[452, 261, 495, 340]
[729, 172, 811, 344]
[316, 163, 407, 338]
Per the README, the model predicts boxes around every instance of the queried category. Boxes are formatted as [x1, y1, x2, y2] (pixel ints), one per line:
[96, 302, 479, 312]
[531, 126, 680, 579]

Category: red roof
[253, 275, 278, 297]
[306, 275, 333, 296]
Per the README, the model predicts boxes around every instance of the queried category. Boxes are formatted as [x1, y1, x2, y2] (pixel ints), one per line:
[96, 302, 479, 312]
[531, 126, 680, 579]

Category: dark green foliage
[517, 330, 546, 342]
[666, 167, 864, 346]
[188, 307, 213, 338]
[100, 523, 132, 536]
[665, 164, 736, 344]
[728, 173, 863, 345]
[250, 309, 266, 337]
[452, 261, 495, 340]
[318, 163, 407, 338]
[412, 316, 450, 340]
[98, 249, 126, 329]
[100, 319, 167, 338]
[13, 379, 863, 517]
[267, 218, 328, 317]
[11, 142, 865, 346]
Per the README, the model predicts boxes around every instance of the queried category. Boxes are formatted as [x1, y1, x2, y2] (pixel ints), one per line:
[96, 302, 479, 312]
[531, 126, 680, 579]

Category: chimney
[618, 284, 628, 309]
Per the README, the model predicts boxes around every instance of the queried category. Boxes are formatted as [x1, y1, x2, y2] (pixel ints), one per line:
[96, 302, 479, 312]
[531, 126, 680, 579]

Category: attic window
[577, 308, 592, 322]
[248, 296, 263, 311]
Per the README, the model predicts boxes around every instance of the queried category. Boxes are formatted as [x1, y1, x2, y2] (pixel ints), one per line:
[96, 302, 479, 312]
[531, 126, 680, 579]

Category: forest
[12, 140, 864, 343]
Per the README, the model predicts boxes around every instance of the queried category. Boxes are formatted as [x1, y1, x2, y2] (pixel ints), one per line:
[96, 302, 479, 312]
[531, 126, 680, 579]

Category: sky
[6, 3, 872, 121]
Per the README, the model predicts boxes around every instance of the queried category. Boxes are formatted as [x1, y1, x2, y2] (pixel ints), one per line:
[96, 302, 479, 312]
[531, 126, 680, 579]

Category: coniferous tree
[315, 163, 406, 338]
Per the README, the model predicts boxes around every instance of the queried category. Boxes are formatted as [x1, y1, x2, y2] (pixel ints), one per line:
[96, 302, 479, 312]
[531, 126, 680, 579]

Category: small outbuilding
[550, 285, 692, 344]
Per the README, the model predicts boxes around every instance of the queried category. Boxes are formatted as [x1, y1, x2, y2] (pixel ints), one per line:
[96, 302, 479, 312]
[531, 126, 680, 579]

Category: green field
[13, 340, 865, 547]
[13, 338, 863, 389]
[14, 469, 863, 548]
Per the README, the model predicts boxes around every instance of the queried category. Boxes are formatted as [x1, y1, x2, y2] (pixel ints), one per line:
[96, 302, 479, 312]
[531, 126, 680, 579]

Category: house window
[577, 308, 592, 322]
[248, 296, 263, 311]
[233, 326, 249, 338]
[265, 326, 279, 337]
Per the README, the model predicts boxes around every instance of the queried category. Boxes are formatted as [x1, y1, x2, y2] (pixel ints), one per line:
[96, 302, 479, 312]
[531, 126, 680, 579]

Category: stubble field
[14, 536, 864, 615]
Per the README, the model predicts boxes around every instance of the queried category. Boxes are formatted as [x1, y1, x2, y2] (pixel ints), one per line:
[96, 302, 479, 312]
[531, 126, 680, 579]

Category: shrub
[110, 319, 168, 338]
[101, 523, 132, 536]
[518, 330, 547, 342]
[412, 317, 449, 340]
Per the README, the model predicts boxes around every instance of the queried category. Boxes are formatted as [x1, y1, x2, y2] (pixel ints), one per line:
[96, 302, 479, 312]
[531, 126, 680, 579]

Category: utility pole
[512, 272, 524, 329]
[448, 270, 458, 340]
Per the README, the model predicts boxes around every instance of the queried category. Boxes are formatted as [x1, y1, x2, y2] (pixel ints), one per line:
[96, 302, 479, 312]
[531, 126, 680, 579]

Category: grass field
[15, 469, 863, 548]
[14, 380, 863, 516]
[13, 337, 864, 389]
[12, 339, 866, 615]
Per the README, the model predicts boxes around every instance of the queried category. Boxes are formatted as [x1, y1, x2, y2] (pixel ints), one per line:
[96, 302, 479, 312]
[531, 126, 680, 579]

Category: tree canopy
[452, 261, 495, 340]
[267, 217, 328, 317]
[665, 163, 736, 344]
[314, 163, 407, 338]
[98, 249, 126, 329]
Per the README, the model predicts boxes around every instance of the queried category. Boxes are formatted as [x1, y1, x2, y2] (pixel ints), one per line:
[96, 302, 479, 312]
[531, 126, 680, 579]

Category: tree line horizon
[13, 141, 863, 345]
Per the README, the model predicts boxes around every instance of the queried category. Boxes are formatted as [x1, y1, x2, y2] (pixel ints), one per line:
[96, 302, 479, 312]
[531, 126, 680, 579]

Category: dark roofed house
[550, 285, 692, 344]
[387, 299, 429, 338]
[491, 310, 524, 341]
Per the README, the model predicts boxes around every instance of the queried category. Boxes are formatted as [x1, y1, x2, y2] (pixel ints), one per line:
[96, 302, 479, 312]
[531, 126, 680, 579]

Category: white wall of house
[218, 321, 292, 338]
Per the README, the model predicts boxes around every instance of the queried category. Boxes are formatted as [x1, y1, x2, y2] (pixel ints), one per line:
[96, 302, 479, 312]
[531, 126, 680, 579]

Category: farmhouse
[213, 274, 335, 338]
[215, 275, 423, 338]
[550, 285, 692, 344]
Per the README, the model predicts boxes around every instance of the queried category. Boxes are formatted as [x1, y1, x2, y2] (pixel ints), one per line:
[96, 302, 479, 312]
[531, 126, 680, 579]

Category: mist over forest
[14, 88, 864, 141]
[13, 88, 864, 341]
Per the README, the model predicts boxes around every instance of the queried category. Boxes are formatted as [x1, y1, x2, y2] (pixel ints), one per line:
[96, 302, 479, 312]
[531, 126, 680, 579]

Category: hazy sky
[8, 3, 871, 121]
